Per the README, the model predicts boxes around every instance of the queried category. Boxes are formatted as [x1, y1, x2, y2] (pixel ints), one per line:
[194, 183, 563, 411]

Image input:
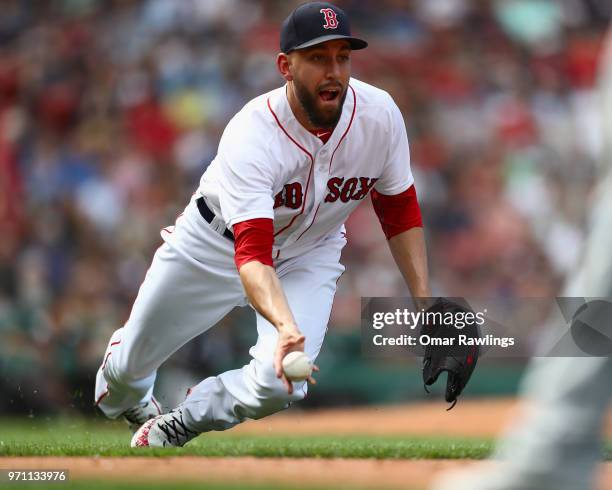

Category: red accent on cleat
[133, 418, 157, 447]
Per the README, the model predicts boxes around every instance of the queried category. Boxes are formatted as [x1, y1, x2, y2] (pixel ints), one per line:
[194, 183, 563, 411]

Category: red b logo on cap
[320, 8, 339, 29]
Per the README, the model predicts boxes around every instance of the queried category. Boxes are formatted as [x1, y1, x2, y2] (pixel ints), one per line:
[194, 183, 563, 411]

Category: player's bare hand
[274, 328, 318, 394]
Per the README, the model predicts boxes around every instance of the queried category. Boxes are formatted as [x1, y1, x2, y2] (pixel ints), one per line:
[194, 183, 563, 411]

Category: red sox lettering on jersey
[198, 77, 414, 261]
[320, 8, 339, 29]
[274, 177, 378, 209]
[324, 177, 378, 203]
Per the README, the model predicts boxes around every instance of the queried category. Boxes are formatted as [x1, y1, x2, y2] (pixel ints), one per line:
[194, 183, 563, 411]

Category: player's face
[289, 40, 351, 128]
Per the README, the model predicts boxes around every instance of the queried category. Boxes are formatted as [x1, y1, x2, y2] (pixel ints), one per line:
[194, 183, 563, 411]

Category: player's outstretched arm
[388, 227, 431, 303]
[371, 186, 430, 306]
[239, 261, 318, 394]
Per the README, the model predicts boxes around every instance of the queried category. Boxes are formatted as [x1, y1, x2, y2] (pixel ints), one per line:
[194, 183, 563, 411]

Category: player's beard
[293, 78, 347, 129]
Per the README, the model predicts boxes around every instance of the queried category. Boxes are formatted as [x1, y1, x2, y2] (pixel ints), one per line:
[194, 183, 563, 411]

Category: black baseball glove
[419, 298, 480, 410]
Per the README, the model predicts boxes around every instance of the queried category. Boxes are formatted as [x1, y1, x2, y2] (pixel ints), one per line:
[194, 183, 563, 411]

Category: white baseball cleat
[131, 409, 199, 448]
[121, 396, 163, 433]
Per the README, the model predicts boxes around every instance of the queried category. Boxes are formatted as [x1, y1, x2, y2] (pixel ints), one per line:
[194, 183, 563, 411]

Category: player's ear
[277, 53, 293, 82]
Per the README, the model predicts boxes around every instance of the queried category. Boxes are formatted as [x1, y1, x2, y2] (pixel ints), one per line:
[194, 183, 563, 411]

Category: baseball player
[94, 2, 431, 447]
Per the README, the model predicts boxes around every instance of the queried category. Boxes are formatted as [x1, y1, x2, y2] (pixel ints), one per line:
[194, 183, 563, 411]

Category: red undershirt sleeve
[371, 184, 423, 240]
[233, 218, 274, 270]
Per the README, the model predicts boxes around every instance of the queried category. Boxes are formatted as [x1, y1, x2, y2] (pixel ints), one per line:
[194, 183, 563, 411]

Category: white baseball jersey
[94, 77, 416, 435]
[197, 77, 414, 260]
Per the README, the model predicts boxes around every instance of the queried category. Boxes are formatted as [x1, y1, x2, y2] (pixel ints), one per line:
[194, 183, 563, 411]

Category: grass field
[1, 414, 611, 490]
[1, 416, 612, 459]
[0, 417, 494, 489]
[0, 418, 493, 459]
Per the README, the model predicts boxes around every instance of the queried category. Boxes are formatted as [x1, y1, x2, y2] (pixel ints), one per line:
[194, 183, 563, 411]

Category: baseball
[282, 351, 313, 381]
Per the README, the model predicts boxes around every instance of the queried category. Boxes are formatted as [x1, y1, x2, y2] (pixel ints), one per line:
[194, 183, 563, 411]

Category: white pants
[94, 197, 345, 432]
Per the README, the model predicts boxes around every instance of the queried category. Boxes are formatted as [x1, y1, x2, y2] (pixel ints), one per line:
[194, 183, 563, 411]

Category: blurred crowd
[0, 0, 610, 414]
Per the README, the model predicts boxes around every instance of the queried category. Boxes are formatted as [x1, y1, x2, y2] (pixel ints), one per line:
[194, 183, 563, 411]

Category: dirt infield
[3, 456, 612, 489]
[235, 396, 612, 438]
[0, 456, 482, 489]
[234, 397, 523, 437]
[2, 399, 612, 489]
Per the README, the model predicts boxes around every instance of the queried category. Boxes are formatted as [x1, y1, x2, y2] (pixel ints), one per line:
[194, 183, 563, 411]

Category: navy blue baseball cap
[280, 2, 368, 53]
